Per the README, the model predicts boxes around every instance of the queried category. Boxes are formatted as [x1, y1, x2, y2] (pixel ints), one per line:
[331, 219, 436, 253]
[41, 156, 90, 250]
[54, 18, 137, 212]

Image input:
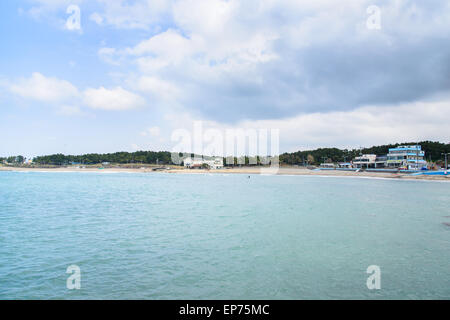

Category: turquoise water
[0, 171, 449, 300]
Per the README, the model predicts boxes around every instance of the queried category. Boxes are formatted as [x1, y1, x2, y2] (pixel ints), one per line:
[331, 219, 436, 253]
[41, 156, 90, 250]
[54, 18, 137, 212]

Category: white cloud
[18, 0, 450, 149]
[98, 47, 121, 65]
[89, 12, 103, 25]
[126, 29, 199, 67]
[162, 97, 450, 154]
[83, 86, 146, 110]
[238, 99, 450, 151]
[6, 73, 146, 113]
[173, 0, 236, 36]
[9, 72, 79, 103]
[90, 0, 170, 30]
[141, 126, 161, 137]
[127, 27, 277, 72]
[136, 76, 179, 100]
[89, 0, 450, 124]
[27, 0, 84, 21]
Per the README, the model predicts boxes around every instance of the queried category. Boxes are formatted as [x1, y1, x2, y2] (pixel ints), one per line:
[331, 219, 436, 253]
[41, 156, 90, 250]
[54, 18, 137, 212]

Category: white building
[184, 157, 224, 169]
[352, 154, 377, 168]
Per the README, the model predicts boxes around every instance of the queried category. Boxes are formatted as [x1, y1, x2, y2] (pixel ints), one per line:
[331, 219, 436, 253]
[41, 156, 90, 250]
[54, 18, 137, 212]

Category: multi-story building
[374, 155, 387, 168]
[352, 154, 377, 168]
[386, 145, 427, 170]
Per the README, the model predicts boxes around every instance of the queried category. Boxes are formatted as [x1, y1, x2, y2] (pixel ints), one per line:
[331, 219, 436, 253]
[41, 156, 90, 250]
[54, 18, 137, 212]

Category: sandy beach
[1, 165, 448, 181]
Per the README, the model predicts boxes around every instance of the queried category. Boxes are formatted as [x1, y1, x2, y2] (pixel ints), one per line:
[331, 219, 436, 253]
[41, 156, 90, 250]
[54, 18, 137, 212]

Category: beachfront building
[184, 157, 224, 169]
[386, 145, 427, 170]
[352, 154, 377, 168]
[375, 155, 387, 168]
[337, 162, 353, 169]
[352, 154, 388, 169]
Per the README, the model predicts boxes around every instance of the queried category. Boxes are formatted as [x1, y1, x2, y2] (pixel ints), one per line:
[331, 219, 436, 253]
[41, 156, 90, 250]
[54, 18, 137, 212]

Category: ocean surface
[0, 171, 449, 300]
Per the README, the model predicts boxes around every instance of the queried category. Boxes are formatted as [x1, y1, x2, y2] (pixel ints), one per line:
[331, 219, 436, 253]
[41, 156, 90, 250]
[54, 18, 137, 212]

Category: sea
[0, 171, 449, 299]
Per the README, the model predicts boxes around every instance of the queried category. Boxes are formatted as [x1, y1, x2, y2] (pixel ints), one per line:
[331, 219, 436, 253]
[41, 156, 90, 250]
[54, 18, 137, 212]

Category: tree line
[0, 156, 25, 164]
[32, 151, 173, 165]
[279, 141, 450, 165]
[31, 153, 271, 166]
[2, 141, 449, 166]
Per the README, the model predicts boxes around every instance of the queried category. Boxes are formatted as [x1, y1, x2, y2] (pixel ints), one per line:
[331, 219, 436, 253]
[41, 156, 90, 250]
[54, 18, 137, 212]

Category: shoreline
[1, 166, 449, 181]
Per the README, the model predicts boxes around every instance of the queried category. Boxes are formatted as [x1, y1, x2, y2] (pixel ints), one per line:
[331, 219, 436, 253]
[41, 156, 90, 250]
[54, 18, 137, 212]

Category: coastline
[1, 166, 449, 181]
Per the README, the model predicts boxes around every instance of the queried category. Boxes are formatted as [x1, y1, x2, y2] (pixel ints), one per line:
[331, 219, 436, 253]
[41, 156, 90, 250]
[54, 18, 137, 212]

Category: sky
[1, 0, 450, 158]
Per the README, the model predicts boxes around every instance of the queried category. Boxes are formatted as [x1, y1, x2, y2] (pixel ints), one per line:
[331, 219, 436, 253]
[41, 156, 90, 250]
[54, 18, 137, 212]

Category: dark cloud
[165, 1, 450, 122]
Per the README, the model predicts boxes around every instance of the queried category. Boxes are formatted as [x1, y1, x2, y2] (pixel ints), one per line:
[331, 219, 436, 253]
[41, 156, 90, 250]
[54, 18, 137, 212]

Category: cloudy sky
[1, 0, 450, 157]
